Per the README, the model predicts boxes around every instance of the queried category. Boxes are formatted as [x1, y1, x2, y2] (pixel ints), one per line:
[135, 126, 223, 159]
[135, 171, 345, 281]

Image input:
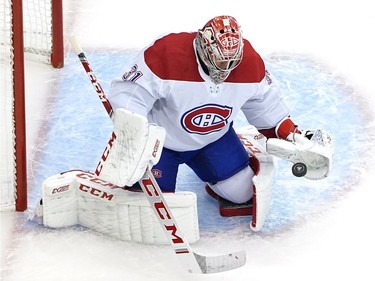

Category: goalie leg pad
[41, 172, 79, 228]
[237, 125, 275, 231]
[39, 170, 200, 245]
[250, 156, 274, 232]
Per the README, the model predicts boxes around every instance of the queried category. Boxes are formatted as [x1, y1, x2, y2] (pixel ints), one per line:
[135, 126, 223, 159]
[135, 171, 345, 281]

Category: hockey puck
[292, 162, 307, 177]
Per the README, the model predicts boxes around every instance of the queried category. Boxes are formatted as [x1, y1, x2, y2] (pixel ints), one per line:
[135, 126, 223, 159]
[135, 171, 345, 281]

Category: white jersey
[108, 32, 290, 152]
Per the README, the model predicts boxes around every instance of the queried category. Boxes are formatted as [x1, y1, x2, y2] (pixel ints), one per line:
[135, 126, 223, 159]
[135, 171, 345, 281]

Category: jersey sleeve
[241, 69, 290, 130]
[107, 48, 163, 118]
[108, 79, 157, 117]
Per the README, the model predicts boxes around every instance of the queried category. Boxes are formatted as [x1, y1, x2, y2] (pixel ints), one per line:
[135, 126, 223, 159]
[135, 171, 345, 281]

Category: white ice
[1, 0, 375, 280]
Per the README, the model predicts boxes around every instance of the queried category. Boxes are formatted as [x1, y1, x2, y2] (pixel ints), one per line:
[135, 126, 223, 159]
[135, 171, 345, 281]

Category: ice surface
[1, 1, 374, 280]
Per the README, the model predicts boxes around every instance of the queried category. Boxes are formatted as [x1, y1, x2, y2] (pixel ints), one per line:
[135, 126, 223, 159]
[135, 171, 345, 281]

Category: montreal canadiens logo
[181, 104, 232, 134]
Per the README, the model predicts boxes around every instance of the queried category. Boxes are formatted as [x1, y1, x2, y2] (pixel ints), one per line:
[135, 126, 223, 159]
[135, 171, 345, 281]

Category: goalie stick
[69, 36, 246, 274]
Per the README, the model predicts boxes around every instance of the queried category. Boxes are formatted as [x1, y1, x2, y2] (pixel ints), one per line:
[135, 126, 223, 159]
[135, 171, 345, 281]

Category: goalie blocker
[95, 108, 166, 187]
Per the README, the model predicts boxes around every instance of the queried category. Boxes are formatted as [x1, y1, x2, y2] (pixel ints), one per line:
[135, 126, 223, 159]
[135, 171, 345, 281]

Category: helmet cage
[196, 16, 244, 83]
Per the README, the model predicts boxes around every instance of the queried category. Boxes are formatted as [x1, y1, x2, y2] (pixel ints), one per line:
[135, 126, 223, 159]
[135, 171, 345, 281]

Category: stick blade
[194, 250, 246, 274]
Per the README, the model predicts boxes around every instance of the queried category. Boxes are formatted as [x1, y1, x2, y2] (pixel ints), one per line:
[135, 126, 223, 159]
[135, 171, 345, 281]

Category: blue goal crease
[29, 51, 372, 235]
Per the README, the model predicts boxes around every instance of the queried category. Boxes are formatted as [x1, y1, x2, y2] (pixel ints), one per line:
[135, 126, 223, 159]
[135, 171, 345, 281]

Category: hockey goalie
[33, 15, 334, 244]
[34, 109, 332, 243]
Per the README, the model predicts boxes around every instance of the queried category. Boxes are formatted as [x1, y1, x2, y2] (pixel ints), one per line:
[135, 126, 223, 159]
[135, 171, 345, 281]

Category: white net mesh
[23, 0, 53, 63]
[1, 0, 55, 210]
[0, 0, 16, 209]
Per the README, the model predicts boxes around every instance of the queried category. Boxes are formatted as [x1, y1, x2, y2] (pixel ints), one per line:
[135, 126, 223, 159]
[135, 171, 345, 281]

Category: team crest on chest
[181, 104, 232, 134]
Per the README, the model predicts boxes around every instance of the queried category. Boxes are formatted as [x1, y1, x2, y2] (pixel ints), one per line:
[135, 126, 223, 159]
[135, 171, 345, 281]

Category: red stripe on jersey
[144, 32, 203, 82]
[144, 32, 265, 83]
[226, 40, 266, 83]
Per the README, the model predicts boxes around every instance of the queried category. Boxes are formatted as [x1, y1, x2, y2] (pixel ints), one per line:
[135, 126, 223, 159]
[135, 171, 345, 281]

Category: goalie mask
[196, 15, 244, 84]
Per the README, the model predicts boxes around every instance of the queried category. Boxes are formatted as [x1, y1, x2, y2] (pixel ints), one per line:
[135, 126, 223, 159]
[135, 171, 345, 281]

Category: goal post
[50, 0, 64, 68]
[12, 0, 27, 212]
[1, 0, 64, 211]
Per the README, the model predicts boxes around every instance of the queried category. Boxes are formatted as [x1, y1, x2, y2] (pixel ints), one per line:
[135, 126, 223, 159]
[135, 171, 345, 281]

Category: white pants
[209, 165, 254, 204]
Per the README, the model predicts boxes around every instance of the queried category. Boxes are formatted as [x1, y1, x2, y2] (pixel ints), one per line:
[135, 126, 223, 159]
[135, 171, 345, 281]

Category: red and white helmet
[196, 15, 244, 84]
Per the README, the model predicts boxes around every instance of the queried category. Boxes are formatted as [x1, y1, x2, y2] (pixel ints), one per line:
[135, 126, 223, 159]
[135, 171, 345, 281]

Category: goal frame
[5, 0, 64, 211]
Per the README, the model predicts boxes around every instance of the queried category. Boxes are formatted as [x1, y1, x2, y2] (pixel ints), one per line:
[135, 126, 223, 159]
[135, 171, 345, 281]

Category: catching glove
[267, 129, 333, 180]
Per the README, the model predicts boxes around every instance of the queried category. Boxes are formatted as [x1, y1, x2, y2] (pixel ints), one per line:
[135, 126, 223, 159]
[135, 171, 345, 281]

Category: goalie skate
[205, 184, 253, 217]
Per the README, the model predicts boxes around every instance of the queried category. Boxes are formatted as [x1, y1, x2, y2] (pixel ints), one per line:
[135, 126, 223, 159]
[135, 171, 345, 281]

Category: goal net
[0, 0, 63, 211]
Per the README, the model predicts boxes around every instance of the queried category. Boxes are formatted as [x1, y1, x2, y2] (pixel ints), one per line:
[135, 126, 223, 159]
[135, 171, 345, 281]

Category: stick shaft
[70, 37, 203, 273]
[70, 36, 113, 118]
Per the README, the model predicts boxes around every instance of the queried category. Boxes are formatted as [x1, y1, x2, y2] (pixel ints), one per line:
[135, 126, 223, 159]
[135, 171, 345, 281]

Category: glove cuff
[276, 116, 300, 139]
